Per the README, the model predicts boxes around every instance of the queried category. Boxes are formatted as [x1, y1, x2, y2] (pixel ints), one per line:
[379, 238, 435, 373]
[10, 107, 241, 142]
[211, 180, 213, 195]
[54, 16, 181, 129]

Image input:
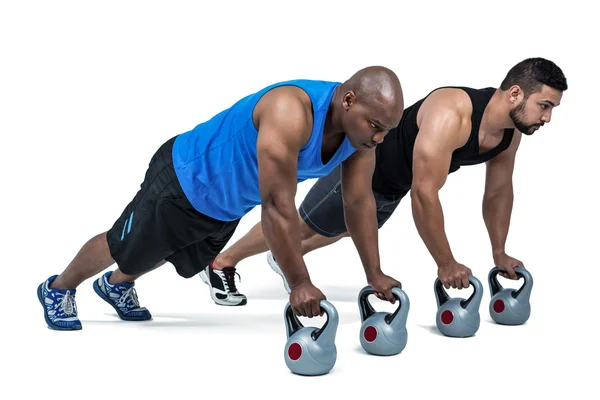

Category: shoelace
[117, 287, 140, 308]
[58, 291, 77, 316]
[222, 267, 241, 292]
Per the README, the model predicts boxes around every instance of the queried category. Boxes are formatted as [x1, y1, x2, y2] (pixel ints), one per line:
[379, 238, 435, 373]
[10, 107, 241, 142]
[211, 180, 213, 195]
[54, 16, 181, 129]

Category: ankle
[108, 270, 135, 285]
[213, 255, 235, 270]
[49, 276, 76, 291]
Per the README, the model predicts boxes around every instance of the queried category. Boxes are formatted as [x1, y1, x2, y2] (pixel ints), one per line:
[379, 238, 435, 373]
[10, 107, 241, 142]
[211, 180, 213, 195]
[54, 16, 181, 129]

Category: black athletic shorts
[299, 165, 407, 238]
[106, 136, 240, 278]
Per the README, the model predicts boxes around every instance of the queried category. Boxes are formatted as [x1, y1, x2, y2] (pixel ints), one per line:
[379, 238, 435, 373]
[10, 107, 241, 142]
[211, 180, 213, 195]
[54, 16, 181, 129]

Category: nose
[373, 131, 386, 144]
[542, 110, 552, 123]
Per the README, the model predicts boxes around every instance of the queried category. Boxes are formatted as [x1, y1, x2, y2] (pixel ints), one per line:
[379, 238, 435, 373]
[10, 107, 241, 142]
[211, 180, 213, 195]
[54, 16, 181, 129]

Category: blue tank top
[172, 79, 356, 221]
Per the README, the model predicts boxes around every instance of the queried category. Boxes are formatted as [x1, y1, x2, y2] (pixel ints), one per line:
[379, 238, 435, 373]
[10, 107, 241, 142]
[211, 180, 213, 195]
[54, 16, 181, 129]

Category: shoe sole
[267, 252, 291, 294]
[37, 283, 82, 331]
[92, 279, 152, 321]
[199, 268, 247, 306]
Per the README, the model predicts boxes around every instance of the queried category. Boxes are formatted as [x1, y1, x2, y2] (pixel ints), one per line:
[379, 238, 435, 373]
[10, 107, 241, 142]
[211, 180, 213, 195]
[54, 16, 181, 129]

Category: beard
[509, 101, 543, 135]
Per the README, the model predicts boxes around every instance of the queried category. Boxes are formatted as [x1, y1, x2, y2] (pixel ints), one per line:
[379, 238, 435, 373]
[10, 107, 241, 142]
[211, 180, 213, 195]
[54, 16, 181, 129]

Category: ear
[508, 85, 524, 105]
[343, 91, 356, 111]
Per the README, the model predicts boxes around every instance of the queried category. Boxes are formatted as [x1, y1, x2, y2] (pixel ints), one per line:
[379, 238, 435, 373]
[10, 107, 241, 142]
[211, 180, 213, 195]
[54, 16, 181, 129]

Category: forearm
[261, 199, 310, 288]
[344, 195, 381, 279]
[411, 189, 454, 267]
[482, 186, 514, 256]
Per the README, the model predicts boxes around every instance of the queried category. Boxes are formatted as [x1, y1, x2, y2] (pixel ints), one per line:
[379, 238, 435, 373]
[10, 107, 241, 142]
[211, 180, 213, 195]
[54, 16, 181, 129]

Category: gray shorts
[299, 165, 407, 238]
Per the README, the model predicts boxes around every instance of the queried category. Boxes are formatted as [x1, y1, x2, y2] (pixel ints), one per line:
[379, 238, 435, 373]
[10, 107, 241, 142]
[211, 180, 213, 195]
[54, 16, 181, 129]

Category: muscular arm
[342, 149, 401, 301]
[483, 131, 522, 262]
[255, 89, 312, 290]
[341, 150, 380, 276]
[410, 95, 469, 269]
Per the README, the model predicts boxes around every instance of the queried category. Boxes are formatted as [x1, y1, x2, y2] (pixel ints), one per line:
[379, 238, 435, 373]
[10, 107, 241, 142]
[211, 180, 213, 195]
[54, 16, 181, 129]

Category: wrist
[289, 277, 312, 290]
[492, 248, 506, 259]
[436, 255, 456, 270]
[365, 267, 383, 281]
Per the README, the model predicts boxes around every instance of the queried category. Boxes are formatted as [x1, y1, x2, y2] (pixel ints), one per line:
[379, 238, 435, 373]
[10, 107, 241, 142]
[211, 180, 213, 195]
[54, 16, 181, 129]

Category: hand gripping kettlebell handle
[488, 266, 533, 301]
[284, 300, 339, 344]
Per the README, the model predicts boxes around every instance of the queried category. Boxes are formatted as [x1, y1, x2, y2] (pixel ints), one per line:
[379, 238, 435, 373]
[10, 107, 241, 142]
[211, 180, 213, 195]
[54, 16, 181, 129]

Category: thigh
[298, 165, 346, 238]
[375, 190, 407, 227]
[107, 136, 215, 275]
[167, 219, 241, 278]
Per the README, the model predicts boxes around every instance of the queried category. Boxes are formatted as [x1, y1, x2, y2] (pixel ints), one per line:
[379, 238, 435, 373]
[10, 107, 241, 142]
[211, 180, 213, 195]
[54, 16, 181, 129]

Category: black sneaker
[199, 260, 247, 306]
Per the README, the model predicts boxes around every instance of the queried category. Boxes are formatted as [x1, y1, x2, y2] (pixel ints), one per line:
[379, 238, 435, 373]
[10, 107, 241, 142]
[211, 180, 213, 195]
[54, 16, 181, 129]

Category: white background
[1, 1, 597, 399]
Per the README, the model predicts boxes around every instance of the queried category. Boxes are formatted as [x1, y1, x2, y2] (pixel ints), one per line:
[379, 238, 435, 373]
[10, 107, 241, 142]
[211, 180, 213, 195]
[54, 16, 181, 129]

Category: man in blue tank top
[37, 66, 405, 330]
[205, 58, 567, 302]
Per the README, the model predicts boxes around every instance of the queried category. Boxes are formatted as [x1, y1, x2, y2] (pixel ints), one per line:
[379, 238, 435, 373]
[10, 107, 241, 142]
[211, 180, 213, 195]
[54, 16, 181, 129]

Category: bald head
[344, 66, 404, 125]
[336, 66, 404, 150]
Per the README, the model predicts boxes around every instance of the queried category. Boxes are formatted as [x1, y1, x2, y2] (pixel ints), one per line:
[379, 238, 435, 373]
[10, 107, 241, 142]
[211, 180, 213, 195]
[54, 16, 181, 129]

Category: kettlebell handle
[284, 302, 304, 338]
[284, 300, 338, 342]
[488, 266, 533, 300]
[461, 276, 483, 311]
[358, 286, 407, 324]
[358, 286, 378, 322]
[434, 279, 450, 306]
[434, 276, 482, 310]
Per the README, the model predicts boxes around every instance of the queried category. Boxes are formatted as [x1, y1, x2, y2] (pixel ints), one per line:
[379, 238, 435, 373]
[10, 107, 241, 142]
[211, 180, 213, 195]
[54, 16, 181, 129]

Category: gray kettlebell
[283, 300, 338, 376]
[358, 286, 410, 356]
[434, 275, 483, 338]
[488, 267, 533, 325]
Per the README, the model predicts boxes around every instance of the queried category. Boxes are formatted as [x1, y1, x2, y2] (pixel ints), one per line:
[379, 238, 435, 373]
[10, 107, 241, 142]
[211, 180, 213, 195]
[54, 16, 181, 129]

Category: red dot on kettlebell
[288, 342, 302, 361]
[441, 310, 454, 325]
[493, 299, 505, 313]
[364, 326, 378, 342]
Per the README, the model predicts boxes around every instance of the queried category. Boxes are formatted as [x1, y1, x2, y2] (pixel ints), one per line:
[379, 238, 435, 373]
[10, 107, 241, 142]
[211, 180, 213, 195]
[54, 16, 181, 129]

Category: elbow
[343, 192, 373, 212]
[483, 184, 513, 203]
[261, 191, 296, 220]
[410, 184, 437, 206]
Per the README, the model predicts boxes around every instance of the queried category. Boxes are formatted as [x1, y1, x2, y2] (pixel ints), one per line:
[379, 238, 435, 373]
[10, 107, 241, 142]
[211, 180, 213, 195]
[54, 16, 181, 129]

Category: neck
[482, 89, 517, 134]
[323, 84, 346, 139]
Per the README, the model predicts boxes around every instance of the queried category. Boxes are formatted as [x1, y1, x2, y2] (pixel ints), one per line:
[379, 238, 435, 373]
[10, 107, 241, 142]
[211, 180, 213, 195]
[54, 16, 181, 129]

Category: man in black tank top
[201, 57, 568, 303]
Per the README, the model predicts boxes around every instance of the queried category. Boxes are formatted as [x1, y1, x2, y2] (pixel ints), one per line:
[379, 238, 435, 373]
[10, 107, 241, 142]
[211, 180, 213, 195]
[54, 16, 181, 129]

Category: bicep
[412, 114, 465, 192]
[255, 96, 309, 203]
[257, 133, 298, 203]
[484, 131, 522, 194]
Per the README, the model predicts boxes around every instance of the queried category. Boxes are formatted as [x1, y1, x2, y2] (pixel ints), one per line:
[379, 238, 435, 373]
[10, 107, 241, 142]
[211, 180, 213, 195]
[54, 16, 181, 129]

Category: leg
[213, 219, 270, 269]
[216, 165, 349, 270]
[38, 136, 194, 329]
[176, 219, 247, 306]
[50, 230, 166, 290]
[51, 232, 116, 290]
[214, 212, 342, 269]
[300, 231, 348, 254]
[109, 260, 166, 284]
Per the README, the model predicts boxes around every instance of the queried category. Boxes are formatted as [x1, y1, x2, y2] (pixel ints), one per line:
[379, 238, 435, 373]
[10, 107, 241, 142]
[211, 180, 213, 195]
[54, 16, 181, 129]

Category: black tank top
[372, 87, 515, 195]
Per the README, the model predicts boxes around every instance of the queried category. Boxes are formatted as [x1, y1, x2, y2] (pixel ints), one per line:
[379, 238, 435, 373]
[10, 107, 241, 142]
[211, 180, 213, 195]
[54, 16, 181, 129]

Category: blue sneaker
[93, 271, 152, 321]
[37, 275, 82, 331]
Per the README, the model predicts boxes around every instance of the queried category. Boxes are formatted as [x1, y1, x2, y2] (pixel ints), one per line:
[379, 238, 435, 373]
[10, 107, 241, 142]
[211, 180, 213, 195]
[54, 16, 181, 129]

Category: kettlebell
[434, 275, 483, 338]
[358, 286, 410, 356]
[283, 300, 338, 376]
[488, 267, 533, 325]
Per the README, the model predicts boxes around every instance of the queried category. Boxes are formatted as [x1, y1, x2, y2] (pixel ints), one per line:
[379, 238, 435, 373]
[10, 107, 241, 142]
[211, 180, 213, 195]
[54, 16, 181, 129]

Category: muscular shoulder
[419, 88, 472, 122]
[416, 88, 473, 147]
[253, 86, 313, 137]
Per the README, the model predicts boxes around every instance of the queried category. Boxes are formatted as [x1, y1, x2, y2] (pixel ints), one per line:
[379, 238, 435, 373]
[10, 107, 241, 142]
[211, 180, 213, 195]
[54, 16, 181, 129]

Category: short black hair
[500, 57, 568, 96]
